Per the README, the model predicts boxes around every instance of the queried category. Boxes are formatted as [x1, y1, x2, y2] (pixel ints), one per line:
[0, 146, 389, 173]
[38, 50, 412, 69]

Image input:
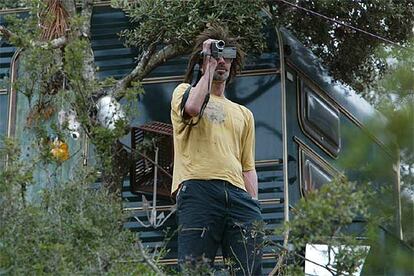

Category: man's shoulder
[173, 83, 191, 95]
[171, 83, 191, 105]
[226, 100, 253, 118]
[176, 82, 191, 90]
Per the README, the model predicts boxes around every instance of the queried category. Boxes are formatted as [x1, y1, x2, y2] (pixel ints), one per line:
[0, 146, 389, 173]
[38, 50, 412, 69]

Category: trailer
[1, 5, 411, 275]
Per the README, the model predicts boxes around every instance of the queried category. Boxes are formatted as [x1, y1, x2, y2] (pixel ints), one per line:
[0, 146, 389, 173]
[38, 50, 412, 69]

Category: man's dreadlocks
[184, 24, 245, 85]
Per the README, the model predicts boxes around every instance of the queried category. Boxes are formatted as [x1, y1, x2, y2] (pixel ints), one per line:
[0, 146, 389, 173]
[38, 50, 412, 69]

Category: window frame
[298, 78, 342, 158]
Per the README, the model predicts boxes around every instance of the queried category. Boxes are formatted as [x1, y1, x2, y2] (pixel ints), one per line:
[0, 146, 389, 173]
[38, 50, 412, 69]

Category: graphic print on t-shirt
[204, 101, 226, 124]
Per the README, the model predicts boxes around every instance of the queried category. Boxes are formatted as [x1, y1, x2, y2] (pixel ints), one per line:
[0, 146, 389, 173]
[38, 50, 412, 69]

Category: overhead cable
[273, 0, 406, 48]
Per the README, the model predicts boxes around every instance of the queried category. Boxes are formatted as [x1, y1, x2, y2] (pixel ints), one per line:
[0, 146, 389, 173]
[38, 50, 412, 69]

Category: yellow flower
[51, 140, 69, 162]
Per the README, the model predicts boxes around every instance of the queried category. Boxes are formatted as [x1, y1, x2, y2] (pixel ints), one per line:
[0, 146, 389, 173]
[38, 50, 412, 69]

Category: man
[170, 24, 263, 275]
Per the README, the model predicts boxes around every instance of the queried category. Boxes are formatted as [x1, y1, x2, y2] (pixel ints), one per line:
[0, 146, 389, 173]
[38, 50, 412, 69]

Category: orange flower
[50, 140, 69, 162]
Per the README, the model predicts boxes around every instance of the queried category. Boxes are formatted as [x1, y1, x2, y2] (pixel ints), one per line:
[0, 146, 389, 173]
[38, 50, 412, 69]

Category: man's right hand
[201, 39, 218, 75]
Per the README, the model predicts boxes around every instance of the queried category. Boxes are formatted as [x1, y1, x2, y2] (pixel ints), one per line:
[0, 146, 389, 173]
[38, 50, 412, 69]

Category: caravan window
[299, 80, 341, 157]
[296, 139, 338, 196]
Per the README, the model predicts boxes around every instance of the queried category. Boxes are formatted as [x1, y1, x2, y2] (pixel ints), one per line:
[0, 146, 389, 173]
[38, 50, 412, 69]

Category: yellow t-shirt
[170, 83, 255, 194]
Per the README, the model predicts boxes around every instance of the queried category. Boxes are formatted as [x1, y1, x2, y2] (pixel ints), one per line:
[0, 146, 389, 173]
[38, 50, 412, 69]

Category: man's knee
[177, 226, 218, 270]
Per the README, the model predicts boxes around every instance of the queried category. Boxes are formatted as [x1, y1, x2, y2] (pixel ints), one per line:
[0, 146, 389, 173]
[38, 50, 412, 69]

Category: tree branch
[0, 25, 13, 40]
[141, 44, 187, 80]
[109, 44, 186, 101]
[1, 25, 68, 49]
[42, 36, 68, 49]
[136, 239, 166, 276]
[109, 43, 157, 101]
[268, 241, 338, 276]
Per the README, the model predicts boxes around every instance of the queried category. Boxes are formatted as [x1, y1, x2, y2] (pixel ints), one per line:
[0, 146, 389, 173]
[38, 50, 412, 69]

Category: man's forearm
[243, 169, 258, 199]
[184, 39, 218, 117]
[184, 69, 213, 117]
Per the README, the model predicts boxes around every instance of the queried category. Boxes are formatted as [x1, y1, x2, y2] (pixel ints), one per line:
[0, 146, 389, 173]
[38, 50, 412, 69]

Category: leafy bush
[0, 138, 156, 275]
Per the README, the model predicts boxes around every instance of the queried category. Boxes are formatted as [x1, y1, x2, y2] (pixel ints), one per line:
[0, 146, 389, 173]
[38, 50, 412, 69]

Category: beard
[213, 69, 230, 82]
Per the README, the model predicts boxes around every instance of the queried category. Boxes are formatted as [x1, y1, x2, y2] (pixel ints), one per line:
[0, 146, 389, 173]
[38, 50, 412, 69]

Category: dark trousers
[176, 179, 263, 275]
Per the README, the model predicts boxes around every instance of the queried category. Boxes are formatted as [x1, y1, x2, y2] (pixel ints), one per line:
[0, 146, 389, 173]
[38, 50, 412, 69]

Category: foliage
[401, 193, 414, 248]
[0, 1, 157, 272]
[5, 10, 142, 189]
[0, 0, 26, 10]
[374, 40, 414, 248]
[112, 0, 267, 54]
[0, 138, 157, 275]
[270, 0, 414, 93]
[374, 39, 414, 181]
[0, 138, 34, 204]
[277, 178, 370, 275]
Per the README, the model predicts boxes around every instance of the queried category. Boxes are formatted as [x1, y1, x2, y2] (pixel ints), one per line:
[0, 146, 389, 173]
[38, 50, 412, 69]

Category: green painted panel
[14, 55, 86, 202]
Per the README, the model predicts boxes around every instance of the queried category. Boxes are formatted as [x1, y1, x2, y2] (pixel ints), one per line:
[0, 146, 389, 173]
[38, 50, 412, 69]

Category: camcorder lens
[216, 40, 225, 50]
[210, 40, 236, 59]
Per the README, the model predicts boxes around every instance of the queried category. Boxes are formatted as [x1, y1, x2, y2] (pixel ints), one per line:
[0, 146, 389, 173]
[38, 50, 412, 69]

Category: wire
[272, 0, 406, 48]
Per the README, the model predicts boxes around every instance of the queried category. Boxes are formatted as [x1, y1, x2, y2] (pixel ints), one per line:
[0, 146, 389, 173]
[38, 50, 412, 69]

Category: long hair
[183, 24, 245, 85]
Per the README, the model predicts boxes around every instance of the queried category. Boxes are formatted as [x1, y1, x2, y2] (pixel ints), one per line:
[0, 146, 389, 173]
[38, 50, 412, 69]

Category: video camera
[210, 40, 237, 59]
